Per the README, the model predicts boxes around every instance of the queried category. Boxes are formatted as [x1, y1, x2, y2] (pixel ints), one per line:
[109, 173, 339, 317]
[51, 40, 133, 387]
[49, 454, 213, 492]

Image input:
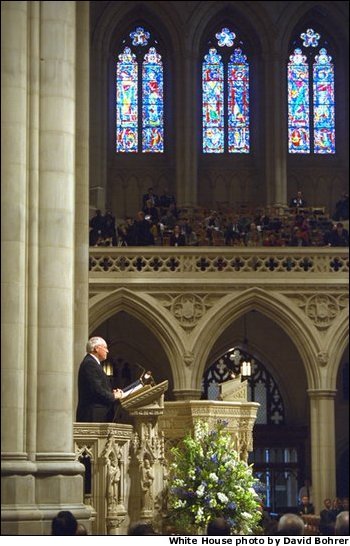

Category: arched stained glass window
[313, 48, 335, 154]
[288, 28, 335, 154]
[202, 48, 224, 153]
[202, 347, 285, 425]
[202, 27, 250, 154]
[288, 49, 310, 153]
[116, 27, 164, 153]
[228, 49, 250, 153]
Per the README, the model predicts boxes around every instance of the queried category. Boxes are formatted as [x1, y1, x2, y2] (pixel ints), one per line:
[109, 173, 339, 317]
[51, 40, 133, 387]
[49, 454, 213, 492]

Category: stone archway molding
[189, 286, 322, 390]
[89, 288, 186, 386]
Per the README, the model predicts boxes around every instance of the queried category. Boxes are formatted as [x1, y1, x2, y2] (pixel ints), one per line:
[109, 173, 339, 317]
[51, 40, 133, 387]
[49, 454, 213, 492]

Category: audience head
[277, 513, 305, 536]
[335, 511, 349, 536]
[128, 521, 157, 535]
[301, 495, 310, 506]
[51, 510, 78, 536]
[206, 517, 231, 536]
[342, 498, 349, 511]
[324, 498, 332, 510]
[76, 523, 88, 535]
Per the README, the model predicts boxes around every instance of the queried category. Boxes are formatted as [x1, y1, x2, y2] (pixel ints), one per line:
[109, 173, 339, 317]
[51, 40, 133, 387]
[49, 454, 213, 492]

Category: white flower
[209, 472, 218, 483]
[217, 492, 228, 503]
[174, 499, 187, 509]
[209, 498, 217, 508]
[196, 484, 205, 497]
[241, 511, 253, 519]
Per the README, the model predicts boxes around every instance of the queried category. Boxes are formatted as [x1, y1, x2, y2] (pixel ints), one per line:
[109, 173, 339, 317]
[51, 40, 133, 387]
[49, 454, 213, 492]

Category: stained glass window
[116, 47, 138, 152]
[313, 48, 335, 154]
[288, 29, 335, 154]
[228, 49, 250, 153]
[142, 47, 164, 152]
[202, 347, 285, 425]
[288, 49, 310, 154]
[202, 48, 224, 153]
[116, 27, 164, 153]
[202, 28, 250, 154]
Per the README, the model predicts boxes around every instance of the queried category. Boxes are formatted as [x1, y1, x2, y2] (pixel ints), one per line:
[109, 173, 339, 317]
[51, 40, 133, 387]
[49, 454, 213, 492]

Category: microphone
[134, 361, 146, 380]
[134, 362, 154, 385]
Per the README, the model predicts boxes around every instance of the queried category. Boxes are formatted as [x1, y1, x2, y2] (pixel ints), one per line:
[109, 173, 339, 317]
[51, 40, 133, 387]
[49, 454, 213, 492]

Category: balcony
[89, 247, 348, 279]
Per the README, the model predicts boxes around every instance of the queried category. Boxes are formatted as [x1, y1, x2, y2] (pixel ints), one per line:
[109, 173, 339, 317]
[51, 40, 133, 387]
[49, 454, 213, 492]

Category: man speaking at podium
[76, 337, 123, 422]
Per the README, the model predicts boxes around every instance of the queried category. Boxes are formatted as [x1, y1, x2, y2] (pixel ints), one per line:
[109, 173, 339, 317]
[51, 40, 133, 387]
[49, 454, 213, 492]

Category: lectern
[120, 380, 169, 520]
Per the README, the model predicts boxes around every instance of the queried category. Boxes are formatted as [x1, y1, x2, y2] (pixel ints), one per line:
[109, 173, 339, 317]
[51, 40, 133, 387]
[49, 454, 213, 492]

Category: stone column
[264, 50, 288, 207]
[90, 29, 107, 210]
[74, 1, 90, 414]
[176, 50, 197, 207]
[307, 389, 337, 514]
[35, 1, 86, 529]
[1, 1, 41, 534]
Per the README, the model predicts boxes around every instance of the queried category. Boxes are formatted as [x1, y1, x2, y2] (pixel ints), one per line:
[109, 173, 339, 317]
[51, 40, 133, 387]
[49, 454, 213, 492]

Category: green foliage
[167, 420, 263, 535]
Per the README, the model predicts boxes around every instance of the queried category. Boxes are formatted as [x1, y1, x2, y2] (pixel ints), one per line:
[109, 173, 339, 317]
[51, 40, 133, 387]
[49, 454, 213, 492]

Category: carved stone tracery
[287, 292, 348, 329]
[151, 292, 223, 331]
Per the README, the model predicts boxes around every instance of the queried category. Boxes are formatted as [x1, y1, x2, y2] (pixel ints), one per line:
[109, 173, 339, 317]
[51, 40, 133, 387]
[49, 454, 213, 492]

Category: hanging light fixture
[241, 315, 252, 378]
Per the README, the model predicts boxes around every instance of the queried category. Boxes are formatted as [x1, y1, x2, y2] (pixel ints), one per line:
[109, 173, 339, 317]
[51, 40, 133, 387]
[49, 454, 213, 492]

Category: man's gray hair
[277, 514, 305, 535]
[86, 337, 106, 353]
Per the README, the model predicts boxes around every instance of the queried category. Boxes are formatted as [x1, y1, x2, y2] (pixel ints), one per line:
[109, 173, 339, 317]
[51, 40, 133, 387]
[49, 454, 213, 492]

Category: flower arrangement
[167, 419, 263, 535]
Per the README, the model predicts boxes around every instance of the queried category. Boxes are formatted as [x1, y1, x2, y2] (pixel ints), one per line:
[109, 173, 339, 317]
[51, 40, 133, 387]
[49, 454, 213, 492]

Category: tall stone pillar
[308, 389, 337, 513]
[176, 50, 197, 207]
[34, 1, 87, 531]
[1, 1, 40, 534]
[74, 1, 90, 414]
[264, 51, 288, 207]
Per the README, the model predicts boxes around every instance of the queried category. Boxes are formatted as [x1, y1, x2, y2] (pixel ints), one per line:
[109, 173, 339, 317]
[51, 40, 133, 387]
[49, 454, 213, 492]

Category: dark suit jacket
[76, 354, 116, 422]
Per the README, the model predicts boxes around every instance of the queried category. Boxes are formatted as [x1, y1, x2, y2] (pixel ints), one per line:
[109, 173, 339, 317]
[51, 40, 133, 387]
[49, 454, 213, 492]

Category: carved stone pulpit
[159, 377, 259, 462]
[121, 380, 168, 522]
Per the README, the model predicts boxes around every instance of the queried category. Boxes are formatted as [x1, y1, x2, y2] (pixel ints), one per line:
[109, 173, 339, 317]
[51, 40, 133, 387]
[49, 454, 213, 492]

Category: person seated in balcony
[324, 222, 349, 247]
[289, 190, 307, 208]
[103, 209, 117, 246]
[289, 226, 310, 246]
[135, 211, 155, 246]
[89, 209, 105, 246]
[160, 207, 178, 230]
[332, 192, 349, 221]
[245, 222, 262, 247]
[224, 215, 243, 245]
[169, 224, 186, 247]
[143, 198, 159, 225]
[117, 216, 137, 246]
[159, 187, 176, 213]
[142, 186, 159, 207]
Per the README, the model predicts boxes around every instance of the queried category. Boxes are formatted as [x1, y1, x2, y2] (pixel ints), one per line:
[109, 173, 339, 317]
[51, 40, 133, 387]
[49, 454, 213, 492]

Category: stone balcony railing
[89, 247, 348, 277]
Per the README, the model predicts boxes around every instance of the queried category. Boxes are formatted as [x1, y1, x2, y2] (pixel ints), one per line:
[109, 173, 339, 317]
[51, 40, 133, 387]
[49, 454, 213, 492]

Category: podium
[120, 380, 169, 520]
[120, 380, 168, 413]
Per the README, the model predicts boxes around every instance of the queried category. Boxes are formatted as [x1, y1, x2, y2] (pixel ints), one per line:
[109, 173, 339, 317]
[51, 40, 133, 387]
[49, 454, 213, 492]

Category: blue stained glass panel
[116, 47, 138, 152]
[228, 49, 250, 153]
[288, 49, 310, 153]
[216, 27, 236, 47]
[300, 28, 320, 48]
[130, 26, 150, 46]
[142, 47, 164, 152]
[313, 49, 335, 154]
[202, 49, 224, 153]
